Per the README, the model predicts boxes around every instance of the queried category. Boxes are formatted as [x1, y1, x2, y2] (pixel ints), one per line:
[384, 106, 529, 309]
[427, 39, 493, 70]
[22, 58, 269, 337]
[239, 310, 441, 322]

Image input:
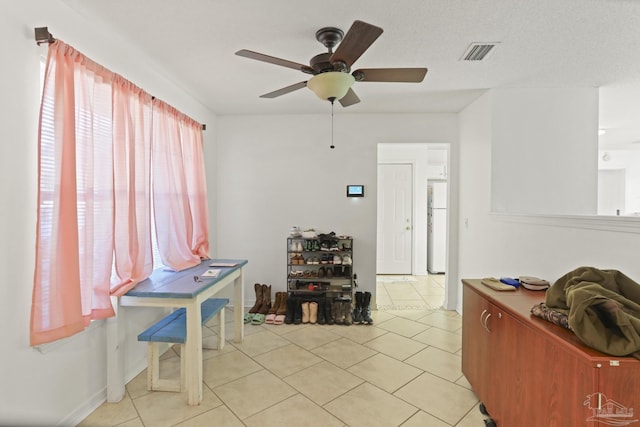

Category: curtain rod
[34, 27, 207, 132]
[34, 27, 55, 45]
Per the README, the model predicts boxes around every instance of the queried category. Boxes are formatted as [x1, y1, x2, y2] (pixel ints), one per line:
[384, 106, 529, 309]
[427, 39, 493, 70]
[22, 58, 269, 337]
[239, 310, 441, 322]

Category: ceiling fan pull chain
[330, 101, 335, 149]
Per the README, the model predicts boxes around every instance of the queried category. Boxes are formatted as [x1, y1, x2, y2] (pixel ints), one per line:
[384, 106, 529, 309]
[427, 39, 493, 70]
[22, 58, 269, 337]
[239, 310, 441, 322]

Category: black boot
[332, 301, 343, 325]
[317, 299, 326, 325]
[293, 297, 302, 325]
[362, 292, 373, 325]
[353, 292, 363, 324]
[284, 294, 295, 324]
[324, 297, 334, 325]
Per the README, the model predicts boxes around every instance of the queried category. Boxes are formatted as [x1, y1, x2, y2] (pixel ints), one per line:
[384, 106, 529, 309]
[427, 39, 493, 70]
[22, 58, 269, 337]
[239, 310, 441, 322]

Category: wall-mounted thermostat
[346, 185, 364, 197]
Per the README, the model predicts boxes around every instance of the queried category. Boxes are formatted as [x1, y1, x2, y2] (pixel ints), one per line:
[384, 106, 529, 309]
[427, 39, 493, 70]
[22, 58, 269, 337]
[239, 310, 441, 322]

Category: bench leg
[148, 342, 159, 391]
[147, 342, 182, 392]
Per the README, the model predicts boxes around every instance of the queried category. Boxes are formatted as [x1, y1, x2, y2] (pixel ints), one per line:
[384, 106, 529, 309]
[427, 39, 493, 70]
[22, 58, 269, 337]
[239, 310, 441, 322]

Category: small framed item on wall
[346, 185, 364, 197]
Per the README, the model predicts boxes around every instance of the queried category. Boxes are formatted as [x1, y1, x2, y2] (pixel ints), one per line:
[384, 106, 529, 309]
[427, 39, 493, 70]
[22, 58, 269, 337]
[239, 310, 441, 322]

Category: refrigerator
[427, 182, 447, 274]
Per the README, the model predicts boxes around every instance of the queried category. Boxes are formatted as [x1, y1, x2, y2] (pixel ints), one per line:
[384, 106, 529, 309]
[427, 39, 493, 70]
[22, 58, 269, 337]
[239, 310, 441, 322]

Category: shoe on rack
[296, 241, 304, 252]
[342, 300, 353, 325]
[333, 254, 342, 265]
[318, 267, 326, 278]
[320, 241, 330, 251]
[324, 298, 334, 325]
[326, 267, 333, 278]
[317, 299, 326, 325]
[284, 295, 295, 324]
[342, 254, 352, 265]
[301, 301, 310, 324]
[290, 226, 301, 237]
[301, 229, 317, 239]
[293, 297, 303, 325]
[361, 292, 373, 325]
[313, 240, 321, 251]
[309, 301, 318, 324]
[330, 241, 340, 251]
[352, 292, 364, 324]
[332, 301, 344, 325]
[320, 254, 329, 264]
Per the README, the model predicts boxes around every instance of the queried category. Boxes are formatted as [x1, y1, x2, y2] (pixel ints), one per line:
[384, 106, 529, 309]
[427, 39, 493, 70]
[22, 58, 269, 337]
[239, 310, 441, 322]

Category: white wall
[1, 2, 216, 425]
[457, 90, 640, 312]
[491, 88, 599, 215]
[214, 114, 458, 307]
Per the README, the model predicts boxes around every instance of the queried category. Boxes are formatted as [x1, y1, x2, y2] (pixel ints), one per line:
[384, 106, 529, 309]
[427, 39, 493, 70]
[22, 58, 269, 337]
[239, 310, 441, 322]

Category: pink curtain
[110, 76, 155, 296]
[31, 40, 210, 345]
[31, 41, 115, 346]
[152, 101, 210, 271]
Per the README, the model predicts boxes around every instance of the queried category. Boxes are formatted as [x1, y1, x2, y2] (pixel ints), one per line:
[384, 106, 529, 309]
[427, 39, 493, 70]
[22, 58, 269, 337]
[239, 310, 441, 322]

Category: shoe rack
[287, 235, 354, 300]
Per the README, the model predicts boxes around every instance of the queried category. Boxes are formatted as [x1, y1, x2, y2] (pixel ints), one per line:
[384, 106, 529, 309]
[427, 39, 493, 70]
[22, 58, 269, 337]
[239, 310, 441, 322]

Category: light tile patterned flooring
[80, 275, 487, 427]
[376, 274, 446, 310]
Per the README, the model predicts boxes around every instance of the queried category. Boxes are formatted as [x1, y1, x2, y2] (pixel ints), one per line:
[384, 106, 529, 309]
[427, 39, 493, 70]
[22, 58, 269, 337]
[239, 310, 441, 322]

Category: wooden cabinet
[462, 279, 640, 427]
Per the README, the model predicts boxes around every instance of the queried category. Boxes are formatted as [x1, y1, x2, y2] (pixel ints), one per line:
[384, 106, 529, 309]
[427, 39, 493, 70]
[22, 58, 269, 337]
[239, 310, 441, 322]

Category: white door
[377, 164, 412, 274]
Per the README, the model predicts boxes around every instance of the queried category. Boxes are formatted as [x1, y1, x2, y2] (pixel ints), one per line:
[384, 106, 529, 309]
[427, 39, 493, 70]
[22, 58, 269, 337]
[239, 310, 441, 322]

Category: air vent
[461, 42, 499, 61]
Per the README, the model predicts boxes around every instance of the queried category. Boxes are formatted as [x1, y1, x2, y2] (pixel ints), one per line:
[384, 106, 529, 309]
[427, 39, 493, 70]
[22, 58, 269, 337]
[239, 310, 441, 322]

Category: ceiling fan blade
[329, 20, 383, 68]
[339, 88, 361, 107]
[236, 49, 314, 74]
[259, 81, 308, 98]
[353, 68, 428, 82]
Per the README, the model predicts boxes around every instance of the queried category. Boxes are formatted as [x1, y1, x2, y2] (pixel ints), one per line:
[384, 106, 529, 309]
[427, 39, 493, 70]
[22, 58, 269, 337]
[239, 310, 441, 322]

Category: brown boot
[258, 284, 272, 315]
[248, 283, 263, 314]
[275, 293, 287, 324]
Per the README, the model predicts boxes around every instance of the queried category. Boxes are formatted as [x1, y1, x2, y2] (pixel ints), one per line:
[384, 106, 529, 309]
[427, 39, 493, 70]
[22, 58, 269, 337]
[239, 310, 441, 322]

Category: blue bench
[138, 298, 229, 392]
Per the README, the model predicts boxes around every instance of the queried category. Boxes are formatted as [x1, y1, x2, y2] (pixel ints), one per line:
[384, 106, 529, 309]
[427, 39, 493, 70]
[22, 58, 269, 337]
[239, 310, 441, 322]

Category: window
[31, 40, 210, 346]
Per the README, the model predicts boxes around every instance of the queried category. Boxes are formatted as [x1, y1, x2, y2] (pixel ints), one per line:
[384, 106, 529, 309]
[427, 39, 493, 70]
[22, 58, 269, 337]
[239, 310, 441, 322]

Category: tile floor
[80, 276, 487, 427]
[376, 274, 446, 310]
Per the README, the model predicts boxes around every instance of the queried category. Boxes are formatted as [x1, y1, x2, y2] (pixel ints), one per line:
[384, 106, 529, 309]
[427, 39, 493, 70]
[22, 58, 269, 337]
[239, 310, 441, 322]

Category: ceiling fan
[235, 20, 428, 107]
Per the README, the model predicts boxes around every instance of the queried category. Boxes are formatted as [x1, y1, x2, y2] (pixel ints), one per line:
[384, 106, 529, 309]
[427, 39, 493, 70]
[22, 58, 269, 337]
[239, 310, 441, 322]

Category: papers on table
[208, 262, 238, 267]
[201, 269, 221, 278]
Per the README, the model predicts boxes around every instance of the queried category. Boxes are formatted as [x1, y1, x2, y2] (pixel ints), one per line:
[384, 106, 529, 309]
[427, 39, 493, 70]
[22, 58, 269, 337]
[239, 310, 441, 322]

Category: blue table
[118, 259, 247, 405]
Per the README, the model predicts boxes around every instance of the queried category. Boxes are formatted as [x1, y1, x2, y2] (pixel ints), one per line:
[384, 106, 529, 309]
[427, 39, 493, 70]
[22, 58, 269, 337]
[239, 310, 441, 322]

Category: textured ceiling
[60, 0, 640, 148]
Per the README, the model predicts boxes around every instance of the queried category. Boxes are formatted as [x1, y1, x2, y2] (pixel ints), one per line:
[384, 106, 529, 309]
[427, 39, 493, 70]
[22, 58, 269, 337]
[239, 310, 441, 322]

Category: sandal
[244, 312, 254, 324]
[251, 313, 266, 325]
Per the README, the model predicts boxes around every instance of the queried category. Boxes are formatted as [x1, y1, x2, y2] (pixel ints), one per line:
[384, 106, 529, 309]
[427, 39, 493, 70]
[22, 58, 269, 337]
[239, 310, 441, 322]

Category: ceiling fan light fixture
[307, 72, 355, 102]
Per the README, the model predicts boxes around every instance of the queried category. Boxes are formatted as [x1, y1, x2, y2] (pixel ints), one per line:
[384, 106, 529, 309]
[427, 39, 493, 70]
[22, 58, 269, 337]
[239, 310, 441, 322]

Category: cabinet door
[461, 285, 493, 401]
[594, 362, 640, 427]
[491, 313, 598, 426]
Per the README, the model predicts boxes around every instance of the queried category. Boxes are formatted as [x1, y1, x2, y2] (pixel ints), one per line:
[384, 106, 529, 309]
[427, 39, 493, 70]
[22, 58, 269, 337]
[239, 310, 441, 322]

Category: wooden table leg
[185, 302, 203, 405]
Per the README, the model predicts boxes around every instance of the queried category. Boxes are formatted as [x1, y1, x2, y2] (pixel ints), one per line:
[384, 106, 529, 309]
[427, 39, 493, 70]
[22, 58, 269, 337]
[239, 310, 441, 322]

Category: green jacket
[545, 266, 640, 359]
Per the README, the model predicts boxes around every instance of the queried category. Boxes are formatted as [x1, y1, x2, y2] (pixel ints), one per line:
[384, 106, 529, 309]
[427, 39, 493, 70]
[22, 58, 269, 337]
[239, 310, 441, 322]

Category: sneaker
[342, 254, 352, 265]
[320, 254, 329, 264]
[329, 241, 339, 251]
[320, 241, 330, 251]
[296, 241, 304, 252]
[290, 226, 301, 237]
[290, 241, 297, 252]
[333, 254, 342, 265]
[301, 229, 317, 239]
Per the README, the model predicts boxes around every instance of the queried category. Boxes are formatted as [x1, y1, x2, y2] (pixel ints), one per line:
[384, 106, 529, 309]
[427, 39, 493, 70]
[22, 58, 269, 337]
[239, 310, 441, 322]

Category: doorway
[376, 143, 449, 310]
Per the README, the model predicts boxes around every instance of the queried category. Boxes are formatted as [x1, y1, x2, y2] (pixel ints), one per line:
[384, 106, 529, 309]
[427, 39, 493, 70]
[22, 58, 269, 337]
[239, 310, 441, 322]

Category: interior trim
[490, 212, 640, 234]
